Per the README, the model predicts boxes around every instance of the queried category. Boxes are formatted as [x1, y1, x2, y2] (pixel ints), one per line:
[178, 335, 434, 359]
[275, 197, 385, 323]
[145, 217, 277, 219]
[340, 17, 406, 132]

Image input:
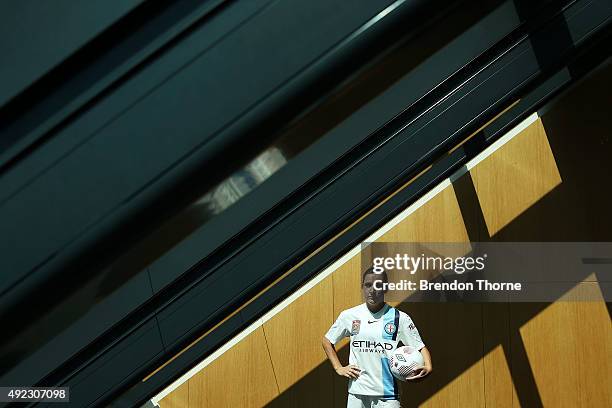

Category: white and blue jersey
[325, 303, 425, 399]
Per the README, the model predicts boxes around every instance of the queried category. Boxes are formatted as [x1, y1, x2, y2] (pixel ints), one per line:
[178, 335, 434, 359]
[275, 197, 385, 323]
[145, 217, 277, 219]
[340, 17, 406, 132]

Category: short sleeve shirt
[325, 303, 425, 398]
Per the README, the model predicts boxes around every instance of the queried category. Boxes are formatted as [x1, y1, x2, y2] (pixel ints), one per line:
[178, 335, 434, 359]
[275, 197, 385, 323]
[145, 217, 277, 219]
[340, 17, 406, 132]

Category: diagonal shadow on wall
[263, 55, 611, 408]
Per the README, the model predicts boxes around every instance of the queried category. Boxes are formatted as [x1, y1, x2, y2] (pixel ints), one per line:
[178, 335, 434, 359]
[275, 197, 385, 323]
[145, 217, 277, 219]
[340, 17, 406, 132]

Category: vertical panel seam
[261, 324, 282, 395]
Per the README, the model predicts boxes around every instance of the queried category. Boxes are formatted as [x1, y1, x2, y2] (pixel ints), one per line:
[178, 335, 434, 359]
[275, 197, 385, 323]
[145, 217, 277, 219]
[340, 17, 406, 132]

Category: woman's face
[362, 273, 385, 305]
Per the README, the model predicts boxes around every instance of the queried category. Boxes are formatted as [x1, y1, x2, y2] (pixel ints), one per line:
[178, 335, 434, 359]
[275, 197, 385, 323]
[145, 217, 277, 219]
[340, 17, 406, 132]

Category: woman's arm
[321, 336, 361, 379]
[420, 346, 433, 372]
[406, 346, 433, 380]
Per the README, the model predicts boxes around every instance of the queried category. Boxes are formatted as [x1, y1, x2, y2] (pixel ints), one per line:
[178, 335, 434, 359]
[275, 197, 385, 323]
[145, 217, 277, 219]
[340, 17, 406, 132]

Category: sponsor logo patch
[352, 340, 394, 353]
[396, 354, 406, 362]
[351, 320, 361, 335]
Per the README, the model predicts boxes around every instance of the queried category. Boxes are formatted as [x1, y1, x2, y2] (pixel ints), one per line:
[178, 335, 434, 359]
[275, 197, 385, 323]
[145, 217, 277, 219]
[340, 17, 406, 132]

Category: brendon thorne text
[374, 279, 522, 292]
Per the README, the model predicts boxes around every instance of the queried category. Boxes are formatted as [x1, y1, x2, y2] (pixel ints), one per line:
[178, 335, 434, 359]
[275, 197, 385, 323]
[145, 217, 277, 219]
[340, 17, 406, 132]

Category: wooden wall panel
[420, 353, 485, 408]
[513, 284, 611, 408]
[470, 118, 562, 236]
[377, 185, 470, 243]
[375, 185, 472, 308]
[188, 371, 207, 408]
[482, 304, 517, 408]
[263, 275, 334, 407]
[483, 345, 516, 408]
[332, 254, 364, 319]
[159, 381, 188, 408]
[401, 303, 485, 408]
[180, 327, 279, 408]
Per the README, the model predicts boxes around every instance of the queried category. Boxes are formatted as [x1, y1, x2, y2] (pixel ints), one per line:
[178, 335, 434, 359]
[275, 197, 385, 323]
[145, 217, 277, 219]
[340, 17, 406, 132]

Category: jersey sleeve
[398, 312, 425, 350]
[325, 311, 350, 344]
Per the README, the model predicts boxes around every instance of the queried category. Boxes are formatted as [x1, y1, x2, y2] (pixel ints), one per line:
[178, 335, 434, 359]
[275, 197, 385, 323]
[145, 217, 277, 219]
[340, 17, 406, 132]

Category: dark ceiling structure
[0, 0, 609, 406]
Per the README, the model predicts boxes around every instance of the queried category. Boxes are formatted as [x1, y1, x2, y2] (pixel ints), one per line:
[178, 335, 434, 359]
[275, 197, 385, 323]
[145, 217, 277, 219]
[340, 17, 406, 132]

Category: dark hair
[361, 266, 389, 286]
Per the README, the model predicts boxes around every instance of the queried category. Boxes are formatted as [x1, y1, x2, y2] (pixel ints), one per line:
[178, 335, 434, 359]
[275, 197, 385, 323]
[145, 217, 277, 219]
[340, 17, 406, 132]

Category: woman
[322, 268, 432, 408]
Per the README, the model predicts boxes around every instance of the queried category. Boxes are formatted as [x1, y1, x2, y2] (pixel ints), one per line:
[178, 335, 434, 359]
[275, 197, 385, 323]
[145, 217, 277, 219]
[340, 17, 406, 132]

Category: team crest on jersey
[351, 320, 361, 335]
[384, 322, 397, 335]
